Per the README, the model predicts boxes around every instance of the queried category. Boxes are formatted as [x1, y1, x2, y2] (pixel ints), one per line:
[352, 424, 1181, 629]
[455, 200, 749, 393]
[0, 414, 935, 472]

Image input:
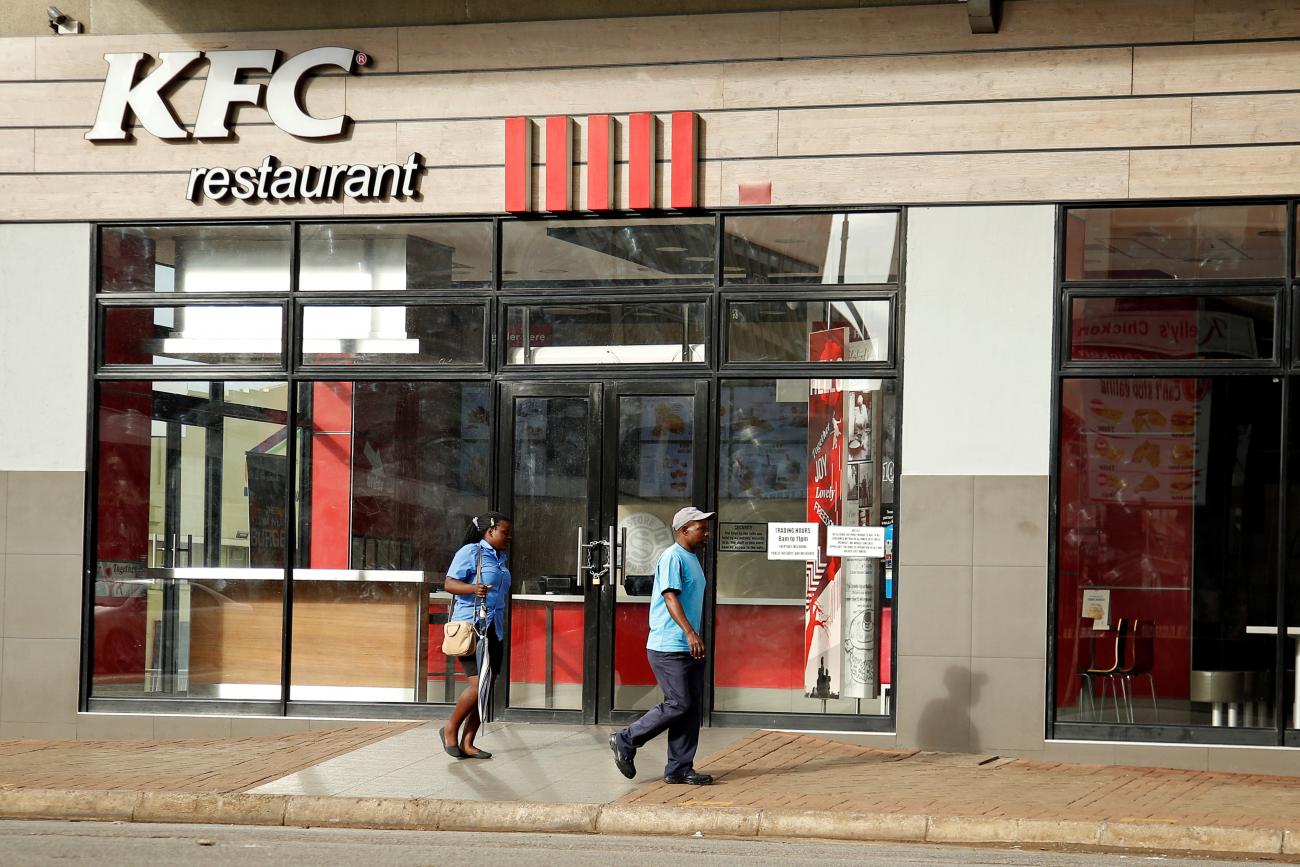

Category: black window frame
[82, 208, 905, 735]
[1049, 198, 1300, 747]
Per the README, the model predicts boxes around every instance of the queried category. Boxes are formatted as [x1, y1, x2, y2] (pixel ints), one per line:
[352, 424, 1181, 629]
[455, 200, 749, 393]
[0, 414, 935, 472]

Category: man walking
[610, 506, 714, 785]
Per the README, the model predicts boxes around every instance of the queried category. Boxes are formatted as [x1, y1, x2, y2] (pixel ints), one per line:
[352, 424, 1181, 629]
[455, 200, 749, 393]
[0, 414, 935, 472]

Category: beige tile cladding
[0, 472, 86, 737]
[5, 471, 84, 556]
[0, 637, 80, 726]
[896, 474, 1050, 755]
[3, 554, 81, 640]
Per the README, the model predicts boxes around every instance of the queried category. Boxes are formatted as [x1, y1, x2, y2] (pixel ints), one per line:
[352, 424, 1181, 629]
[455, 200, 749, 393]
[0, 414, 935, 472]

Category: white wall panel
[0, 224, 90, 471]
[901, 206, 1055, 476]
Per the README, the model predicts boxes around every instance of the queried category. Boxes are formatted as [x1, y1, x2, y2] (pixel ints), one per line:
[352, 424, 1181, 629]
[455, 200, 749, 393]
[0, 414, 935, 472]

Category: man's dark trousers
[616, 650, 705, 776]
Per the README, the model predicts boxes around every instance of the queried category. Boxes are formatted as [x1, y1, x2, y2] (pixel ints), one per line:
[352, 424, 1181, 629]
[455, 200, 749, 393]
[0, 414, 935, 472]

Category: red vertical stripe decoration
[545, 115, 573, 212]
[586, 114, 615, 211]
[670, 111, 698, 209]
[628, 112, 656, 210]
[310, 381, 353, 569]
[504, 116, 532, 213]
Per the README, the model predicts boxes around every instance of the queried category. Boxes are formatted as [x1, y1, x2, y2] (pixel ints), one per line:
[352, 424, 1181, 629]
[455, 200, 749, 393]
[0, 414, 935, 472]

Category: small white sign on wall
[767, 522, 819, 560]
[826, 525, 886, 558]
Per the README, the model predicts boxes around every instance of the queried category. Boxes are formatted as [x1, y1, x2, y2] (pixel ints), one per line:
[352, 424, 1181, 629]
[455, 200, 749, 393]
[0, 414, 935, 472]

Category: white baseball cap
[671, 506, 715, 532]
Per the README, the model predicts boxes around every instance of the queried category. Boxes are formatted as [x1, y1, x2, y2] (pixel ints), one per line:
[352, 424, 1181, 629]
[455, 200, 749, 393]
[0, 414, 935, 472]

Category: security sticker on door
[826, 525, 886, 558]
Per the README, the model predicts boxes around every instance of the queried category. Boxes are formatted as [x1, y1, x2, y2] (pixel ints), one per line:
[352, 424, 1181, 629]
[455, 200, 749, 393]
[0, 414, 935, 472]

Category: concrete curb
[0, 789, 1294, 856]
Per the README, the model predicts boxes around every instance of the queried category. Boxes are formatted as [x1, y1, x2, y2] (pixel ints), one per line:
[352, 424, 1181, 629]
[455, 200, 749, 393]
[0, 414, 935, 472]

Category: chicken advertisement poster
[1080, 378, 1209, 506]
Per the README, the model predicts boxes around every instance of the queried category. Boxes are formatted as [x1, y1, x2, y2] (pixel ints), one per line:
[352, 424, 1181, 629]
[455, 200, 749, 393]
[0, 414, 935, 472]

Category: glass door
[599, 381, 709, 724]
[498, 380, 708, 724]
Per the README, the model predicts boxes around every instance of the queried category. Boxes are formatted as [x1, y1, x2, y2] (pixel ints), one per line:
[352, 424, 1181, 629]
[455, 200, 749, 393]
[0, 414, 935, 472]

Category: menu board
[1079, 378, 1209, 505]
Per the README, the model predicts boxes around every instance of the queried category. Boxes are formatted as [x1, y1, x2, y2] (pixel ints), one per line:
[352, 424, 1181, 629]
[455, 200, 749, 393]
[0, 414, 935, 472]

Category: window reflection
[299, 222, 493, 291]
[1069, 295, 1274, 362]
[1064, 205, 1286, 281]
[291, 381, 491, 703]
[715, 378, 895, 716]
[723, 213, 900, 284]
[502, 217, 716, 287]
[1055, 377, 1281, 728]
[101, 225, 291, 293]
[92, 381, 289, 700]
[301, 304, 485, 365]
[728, 299, 890, 362]
[505, 301, 706, 365]
[103, 305, 283, 366]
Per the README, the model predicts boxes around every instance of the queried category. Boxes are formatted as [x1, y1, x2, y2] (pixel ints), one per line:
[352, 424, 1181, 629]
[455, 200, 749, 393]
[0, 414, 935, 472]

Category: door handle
[607, 524, 627, 589]
[576, 526, 589, 588]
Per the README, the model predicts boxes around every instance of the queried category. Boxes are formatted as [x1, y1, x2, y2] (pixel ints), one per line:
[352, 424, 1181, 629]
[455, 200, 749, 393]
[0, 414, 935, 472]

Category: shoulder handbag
[442, 547, 486, 657]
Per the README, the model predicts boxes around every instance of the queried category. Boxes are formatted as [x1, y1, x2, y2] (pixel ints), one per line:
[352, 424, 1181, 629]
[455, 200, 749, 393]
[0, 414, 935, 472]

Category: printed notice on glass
[719, 522, 767, 553]
[768, 522, 819, 560]
[826, 525, 886, 558]
[1082, 588, 1111, 630]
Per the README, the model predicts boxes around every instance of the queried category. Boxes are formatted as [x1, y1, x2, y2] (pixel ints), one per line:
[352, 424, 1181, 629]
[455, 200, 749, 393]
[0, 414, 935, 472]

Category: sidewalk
[2, 722, 1300, 857]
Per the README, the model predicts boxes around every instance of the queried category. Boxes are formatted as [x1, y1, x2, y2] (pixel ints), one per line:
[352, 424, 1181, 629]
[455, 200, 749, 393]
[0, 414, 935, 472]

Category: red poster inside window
[805, 328, 846, 699]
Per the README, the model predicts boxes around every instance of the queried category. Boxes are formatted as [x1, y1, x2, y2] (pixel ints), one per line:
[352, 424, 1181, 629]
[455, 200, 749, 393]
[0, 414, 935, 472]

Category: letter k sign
[86, 51, 201, 140]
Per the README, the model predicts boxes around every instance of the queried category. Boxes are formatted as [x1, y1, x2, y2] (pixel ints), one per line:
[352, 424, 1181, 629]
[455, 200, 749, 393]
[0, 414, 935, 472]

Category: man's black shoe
[609, 733, 636, 779]
[663, 770, 713, 786]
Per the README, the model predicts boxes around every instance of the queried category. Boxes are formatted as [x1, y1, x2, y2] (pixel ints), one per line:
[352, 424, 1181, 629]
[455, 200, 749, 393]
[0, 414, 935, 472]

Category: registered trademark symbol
[355, 52, 369, 66]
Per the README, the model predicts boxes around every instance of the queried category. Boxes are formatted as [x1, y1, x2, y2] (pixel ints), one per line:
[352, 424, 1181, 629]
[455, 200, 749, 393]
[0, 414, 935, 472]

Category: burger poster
[1081, 378, 1209, 506]
[805, 329, 846, 699]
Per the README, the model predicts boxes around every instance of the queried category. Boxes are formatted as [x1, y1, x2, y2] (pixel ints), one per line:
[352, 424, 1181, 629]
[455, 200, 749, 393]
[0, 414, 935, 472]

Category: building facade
[3, 0, 1300, 774]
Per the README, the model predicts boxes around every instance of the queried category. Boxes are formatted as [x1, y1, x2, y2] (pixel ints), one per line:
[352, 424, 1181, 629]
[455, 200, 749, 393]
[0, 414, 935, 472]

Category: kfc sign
[505, 111, 699, 213]
[86, 46, 362, 141]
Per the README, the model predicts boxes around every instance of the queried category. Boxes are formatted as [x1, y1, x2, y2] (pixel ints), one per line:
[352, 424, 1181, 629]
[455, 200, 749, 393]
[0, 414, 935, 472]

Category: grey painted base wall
[7, 469, 1300, 775]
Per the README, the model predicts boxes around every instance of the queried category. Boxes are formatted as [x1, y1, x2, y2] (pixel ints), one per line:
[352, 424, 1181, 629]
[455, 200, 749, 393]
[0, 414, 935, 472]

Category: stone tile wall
[896, 474, 1050, 756]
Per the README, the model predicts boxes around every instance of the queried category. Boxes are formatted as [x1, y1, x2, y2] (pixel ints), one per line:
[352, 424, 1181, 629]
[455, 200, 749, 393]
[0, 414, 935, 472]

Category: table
[1245, 625, 1300, 727]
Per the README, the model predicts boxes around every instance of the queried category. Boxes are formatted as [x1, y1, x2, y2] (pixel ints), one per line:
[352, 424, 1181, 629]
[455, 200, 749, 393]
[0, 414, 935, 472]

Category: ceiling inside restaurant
[3, 0, 968, 37]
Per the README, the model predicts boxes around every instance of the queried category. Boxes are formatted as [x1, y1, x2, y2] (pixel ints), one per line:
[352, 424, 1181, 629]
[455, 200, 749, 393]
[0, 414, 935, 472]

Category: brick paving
[620, 730, 1300, 830]
[0, 724, 417, 794]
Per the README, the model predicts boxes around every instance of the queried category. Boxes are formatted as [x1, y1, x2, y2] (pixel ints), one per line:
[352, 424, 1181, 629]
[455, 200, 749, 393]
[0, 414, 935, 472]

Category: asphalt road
[0, 820, 1281, 866]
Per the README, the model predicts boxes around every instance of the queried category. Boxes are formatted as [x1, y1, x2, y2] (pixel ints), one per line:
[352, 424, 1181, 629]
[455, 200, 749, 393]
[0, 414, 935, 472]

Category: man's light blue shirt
[647, 543, 706, 653]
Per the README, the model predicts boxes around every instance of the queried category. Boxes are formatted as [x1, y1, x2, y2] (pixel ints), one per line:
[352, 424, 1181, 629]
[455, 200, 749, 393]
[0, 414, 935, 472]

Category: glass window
[290, 381, 491, 703]
[1054, 377, 1281, 729]
[1063, 205, 1286, 281]
[301, 304, 485, 366]
[102, 305, 283, 366]
[727, 299, 891, 363]
[504, 301, 706, 365]
[1069, 295, 1275, 362]
[507, 395, 590, 711]
[298, 222, 493, 291]
[91, 381, 289, 700]
[501, 217, 716, 287]
[723, 212, 900, 285]
[101, 225, 292, 293]
[714, 378, 896, 715]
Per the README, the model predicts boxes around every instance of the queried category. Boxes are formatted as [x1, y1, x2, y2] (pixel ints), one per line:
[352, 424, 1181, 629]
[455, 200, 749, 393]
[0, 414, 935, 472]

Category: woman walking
[441, 511, 512, 759]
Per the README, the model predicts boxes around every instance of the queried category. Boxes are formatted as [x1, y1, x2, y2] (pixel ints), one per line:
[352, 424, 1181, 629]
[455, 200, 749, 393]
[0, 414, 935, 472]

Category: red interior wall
[1055, 390, 1193, 707]
[495, 601, 894, 690]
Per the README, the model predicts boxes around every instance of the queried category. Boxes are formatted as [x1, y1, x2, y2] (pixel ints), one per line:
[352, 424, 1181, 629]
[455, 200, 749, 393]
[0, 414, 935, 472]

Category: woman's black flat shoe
[462, 749, 492, 760]
[439, 726, 465, 759]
